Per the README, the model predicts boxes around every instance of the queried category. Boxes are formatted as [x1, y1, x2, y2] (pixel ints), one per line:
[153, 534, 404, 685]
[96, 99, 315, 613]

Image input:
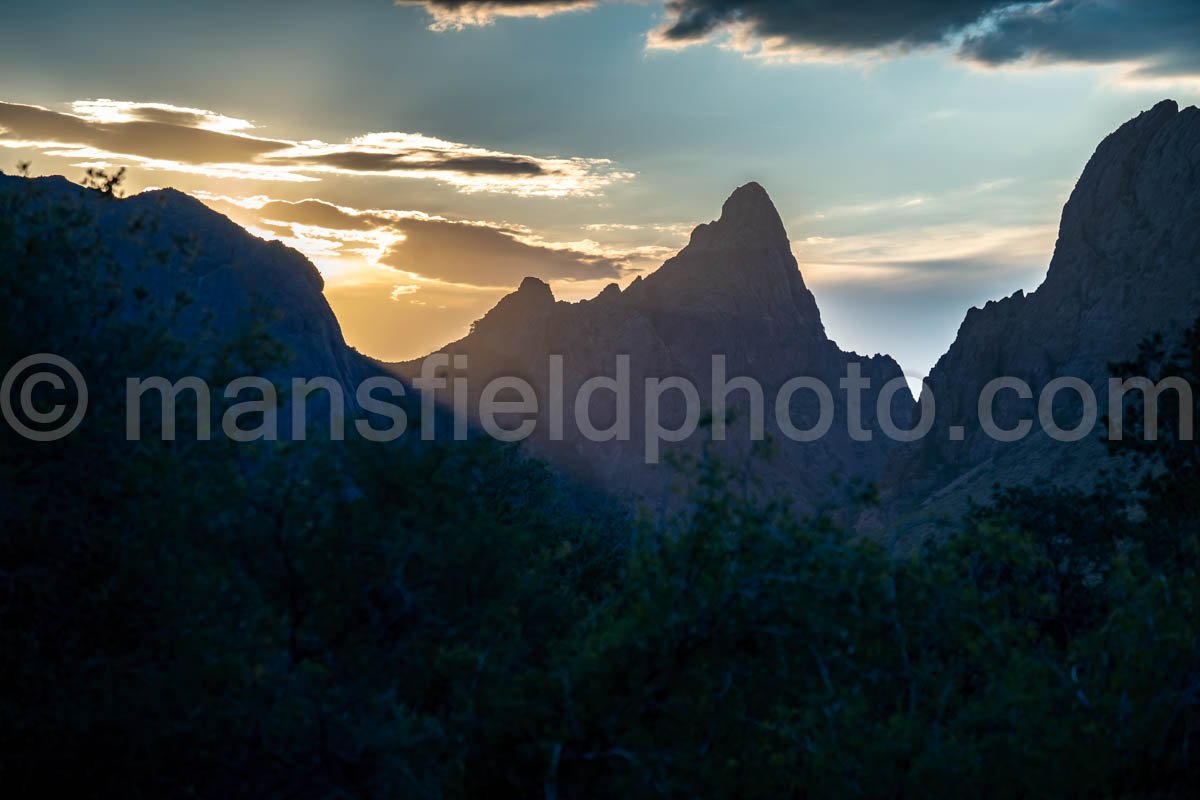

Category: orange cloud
[0, 99, 632, 196]
[395, 0, 596, 30]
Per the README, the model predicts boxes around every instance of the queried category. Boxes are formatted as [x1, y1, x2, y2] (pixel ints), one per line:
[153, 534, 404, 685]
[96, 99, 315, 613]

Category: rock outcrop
[880, 100, 1200, 547]
[399, 182, 914, 510]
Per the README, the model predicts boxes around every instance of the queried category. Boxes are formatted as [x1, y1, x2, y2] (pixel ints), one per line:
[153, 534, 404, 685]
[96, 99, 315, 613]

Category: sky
[2, 0, 1198, 379]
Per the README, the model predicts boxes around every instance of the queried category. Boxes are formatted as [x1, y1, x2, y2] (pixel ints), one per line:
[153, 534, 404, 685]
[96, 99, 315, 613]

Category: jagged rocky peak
[686, 181, 790, 252]
[515, 275, 555, 301]
[471, 275, 556, 334]
[593, 282, 621, 301]
[401, 176, 911, 510]
[497, 276, 555, 314]
[610, 179, 827, 341]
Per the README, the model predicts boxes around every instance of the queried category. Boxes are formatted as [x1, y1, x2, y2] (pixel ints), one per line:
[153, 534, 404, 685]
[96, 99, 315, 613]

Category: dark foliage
[2, 173, 1199, 797]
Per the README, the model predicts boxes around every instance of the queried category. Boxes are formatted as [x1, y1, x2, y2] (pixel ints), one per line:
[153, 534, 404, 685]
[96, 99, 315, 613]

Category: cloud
[289, 149, 545, 176]
[200, 195, 628, 287]
[796, 221, 1057, 290]
[959, 0, 1200, 81]
[0, 99, 631, 196]
[400, 0, 1200, 81]
[397, 0, 1024, 51]
[800, 220, 1060, 379]
[0, 100, 282, 167]
[395, 0, 596, 30]
[191, 193, 651, 361]
[649, 0, 1028, 54]
[267, 132, 627, 195]
[258, 199, 387, 231]
[652, 0, 1200, 81]
[70, 99, 258, 133]
[378, 218, 625, 284]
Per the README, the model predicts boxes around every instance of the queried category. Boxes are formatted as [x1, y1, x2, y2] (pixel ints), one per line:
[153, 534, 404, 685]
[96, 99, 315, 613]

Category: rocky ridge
[399, 181, 914, 510]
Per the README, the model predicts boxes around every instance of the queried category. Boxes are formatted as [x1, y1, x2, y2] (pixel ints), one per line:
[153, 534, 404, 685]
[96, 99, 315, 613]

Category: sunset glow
[3, 0, 1196, 374]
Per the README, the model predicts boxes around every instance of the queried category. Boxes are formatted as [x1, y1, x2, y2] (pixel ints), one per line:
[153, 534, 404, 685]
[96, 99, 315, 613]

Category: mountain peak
[687, 181, 789, 251]
[1049, 98, 1199, 288]
[723, 180, 773, 213]
[1147, 98, 1179, 117]
[471, 276, 555, 334]
[516, 276, 554, 299]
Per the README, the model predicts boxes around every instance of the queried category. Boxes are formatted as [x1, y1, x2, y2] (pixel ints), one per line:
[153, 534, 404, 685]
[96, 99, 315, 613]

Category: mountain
[397, 182, 915, 510]
[399, 100, 1200, 525]
[0, 173, 391, 437]
[5, 100, 1195, 529]
[878, 99, 1200, 548]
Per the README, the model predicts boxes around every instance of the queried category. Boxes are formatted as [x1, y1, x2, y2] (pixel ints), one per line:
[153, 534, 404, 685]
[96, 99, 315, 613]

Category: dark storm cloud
[652, 0, 1032, 51]
[402, 0, 1025, 47]
[402, 0, 1200, 79]
[652, 0, 1200, 79]
[959, 0, 1200, 79]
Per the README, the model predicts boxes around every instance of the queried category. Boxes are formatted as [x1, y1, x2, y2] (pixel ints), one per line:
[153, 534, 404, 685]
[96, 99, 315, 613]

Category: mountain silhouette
[398, 181, 914, 510]
[877, 99, 1200, 547]
[401, 100, 1200, 522]
[0, 173, 402, 438]
[3, 100, 1196, 525]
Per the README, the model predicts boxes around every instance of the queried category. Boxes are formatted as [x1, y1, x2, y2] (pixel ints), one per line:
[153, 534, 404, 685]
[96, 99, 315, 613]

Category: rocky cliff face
[880, 100, 1200, 545]
[400, 182, 914, 510]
